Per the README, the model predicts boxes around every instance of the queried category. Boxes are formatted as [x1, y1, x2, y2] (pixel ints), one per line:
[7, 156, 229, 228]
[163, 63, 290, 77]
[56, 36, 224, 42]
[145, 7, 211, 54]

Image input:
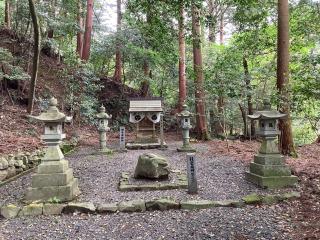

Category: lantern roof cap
[29, 97, 67, 123]
[96, 105, 111, 119]
[177, 104, 193, 117]
[248, 99, 287, 120]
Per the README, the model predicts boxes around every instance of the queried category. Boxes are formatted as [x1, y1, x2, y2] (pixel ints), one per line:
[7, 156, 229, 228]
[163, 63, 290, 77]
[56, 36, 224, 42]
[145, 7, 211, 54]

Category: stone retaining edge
[0, 191, 300, 219]
[0, 167, 37, 187]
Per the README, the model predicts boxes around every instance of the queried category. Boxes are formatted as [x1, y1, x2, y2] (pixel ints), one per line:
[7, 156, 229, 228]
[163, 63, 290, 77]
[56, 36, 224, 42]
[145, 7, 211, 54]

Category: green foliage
[0, 47, 30, 81]
[293, 119, 318, 145]
[0, 1, 4, 26]
[47, 197, 61, 204]
[3, 0, 319, 144]
[0, 47, 13, 62]
[58, 51, 101, 124]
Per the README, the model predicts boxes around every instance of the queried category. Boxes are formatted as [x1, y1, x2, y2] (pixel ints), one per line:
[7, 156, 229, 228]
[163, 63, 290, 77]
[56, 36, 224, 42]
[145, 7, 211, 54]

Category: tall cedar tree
[77, 0, 84, 58]
[27, 0, 41, 114]
[178, 1, 187, 110]
[114, 0, 122, 82]
[277, 0, 296, 155]
[207, 0, 227, 137]
[4, 0, 11, 29]
[243, 56, 255, 137]
[191, 2, 208, 140]
[82, 0, 94, 61]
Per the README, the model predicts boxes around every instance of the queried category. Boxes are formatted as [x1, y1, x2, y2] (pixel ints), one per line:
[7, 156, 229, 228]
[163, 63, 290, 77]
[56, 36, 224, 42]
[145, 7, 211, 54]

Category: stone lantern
[25, 97, 80, 202]
[245, 99, 297, 188]
[177, 104, 196, 152]
[95, 105, 112, 153]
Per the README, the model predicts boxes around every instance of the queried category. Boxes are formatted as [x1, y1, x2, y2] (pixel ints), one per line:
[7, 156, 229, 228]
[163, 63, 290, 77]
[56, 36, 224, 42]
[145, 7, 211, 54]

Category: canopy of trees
[0, 0, 319, 153]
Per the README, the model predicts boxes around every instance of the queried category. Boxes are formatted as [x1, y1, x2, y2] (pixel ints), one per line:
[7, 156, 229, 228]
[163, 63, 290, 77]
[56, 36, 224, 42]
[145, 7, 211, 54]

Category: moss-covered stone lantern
[177, 104, 196, 152]
[25, 97, 80, 202]
[245, 99, 297, 188]
[95, 105, 112, 153]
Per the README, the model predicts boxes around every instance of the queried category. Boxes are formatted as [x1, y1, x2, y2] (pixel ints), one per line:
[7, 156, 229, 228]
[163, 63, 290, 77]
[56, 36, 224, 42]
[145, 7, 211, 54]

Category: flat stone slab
[177, 147, 196, 153]
[146, 198, 180, 211]
[0, 191, 300, 219]
[63, 202, 96, 214]
[43, 204, 66, 215]
[118, 200, 146, 212]
[19, 203, 43, 216]
[126, 142, 168, 150]
[180, 200, 216, 210]
[119, 171, 187, 192]
[1, 204, 21, 219]
[97, 203, 118, 214]
[213, 200, 244, 207]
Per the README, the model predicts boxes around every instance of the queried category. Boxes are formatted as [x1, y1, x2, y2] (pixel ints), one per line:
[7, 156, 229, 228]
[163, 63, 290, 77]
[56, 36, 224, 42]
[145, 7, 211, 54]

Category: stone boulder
[6, 166, 16, 179]
[0, 157, 9, 181]
[7, 154, 15, 167]
[134, 153, 169, 179]
[0, 157, 8, 170]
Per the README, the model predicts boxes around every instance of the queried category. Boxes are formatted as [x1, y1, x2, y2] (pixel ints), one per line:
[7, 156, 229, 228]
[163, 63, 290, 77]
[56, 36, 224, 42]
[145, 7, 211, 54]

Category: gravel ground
[0, 141, 297, 239]
[0, 141, 294, 206]
[0, 205, 293, 240]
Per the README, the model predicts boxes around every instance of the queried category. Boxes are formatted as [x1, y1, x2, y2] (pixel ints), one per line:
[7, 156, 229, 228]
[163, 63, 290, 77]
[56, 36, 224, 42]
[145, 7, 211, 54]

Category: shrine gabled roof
[248, 110, 287, 120]
[129, 99, 163, 112]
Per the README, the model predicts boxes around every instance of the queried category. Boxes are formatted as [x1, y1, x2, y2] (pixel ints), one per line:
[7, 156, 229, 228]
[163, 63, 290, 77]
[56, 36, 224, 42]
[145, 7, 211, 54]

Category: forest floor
[0, 140, 299, 240]
[0, 133, 319, 239]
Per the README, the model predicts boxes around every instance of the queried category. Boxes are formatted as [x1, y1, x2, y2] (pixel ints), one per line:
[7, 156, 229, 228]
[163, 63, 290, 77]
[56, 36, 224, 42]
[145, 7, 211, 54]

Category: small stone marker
[159, 114, 165, 150]
[119, 126, 126, 150]
[187, 153, 198, 194]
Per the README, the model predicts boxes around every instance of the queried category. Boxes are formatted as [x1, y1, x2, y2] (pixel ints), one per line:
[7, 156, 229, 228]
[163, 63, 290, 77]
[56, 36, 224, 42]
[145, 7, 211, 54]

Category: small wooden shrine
[126, 97, 166, 149]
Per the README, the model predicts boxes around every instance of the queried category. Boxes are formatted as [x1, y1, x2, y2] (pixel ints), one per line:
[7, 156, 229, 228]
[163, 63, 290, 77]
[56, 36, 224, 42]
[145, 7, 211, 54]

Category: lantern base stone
[249, 162, 292, 177]
[245, 172, 297, 189]
[96, 148, 113, 155]
[31, 168, 75, 188]
[177, 145, 196, 153]
[37, 160, 69, 174]
[126, 142, 167, 150]
[254, 154, 285, 165]
[25, 178, 79, 203]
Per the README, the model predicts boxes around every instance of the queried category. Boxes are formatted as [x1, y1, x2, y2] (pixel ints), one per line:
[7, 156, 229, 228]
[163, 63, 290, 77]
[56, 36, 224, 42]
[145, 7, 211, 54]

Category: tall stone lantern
[177, 104, 196, 152]
[25, 97, 80, 202]
[95, 105, 112, 153]
[245, 99, 297, 188]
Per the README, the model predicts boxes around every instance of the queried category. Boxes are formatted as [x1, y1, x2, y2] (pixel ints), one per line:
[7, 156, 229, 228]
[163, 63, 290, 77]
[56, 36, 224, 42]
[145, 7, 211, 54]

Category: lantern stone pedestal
[245, 100, 297, 188]
[25, 98, 80, 202]
[95, 105, 112, 154]
[177, 104, 196, 153]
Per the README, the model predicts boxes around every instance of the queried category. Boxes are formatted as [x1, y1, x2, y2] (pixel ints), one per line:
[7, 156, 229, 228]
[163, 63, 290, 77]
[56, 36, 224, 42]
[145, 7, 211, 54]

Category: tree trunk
[114, 0, 122, 82]
[191, 2, 208, 140]
[238, 103, 248, 137]
[81, 0, 94, 61]
[216, 96, 225, 135]
[76, 0, 84, 57]
[207, 0, 216, 43]
[178, 1, 187, 110]
[27, 0, 41, 114]
[47, 0, 56, 39]
[219, 11, 224, 45]
[140, 59, 150, 97]
[277, 0, 296, 156]
[4, 0, 11, 29]
[243, 56, 255, 137]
